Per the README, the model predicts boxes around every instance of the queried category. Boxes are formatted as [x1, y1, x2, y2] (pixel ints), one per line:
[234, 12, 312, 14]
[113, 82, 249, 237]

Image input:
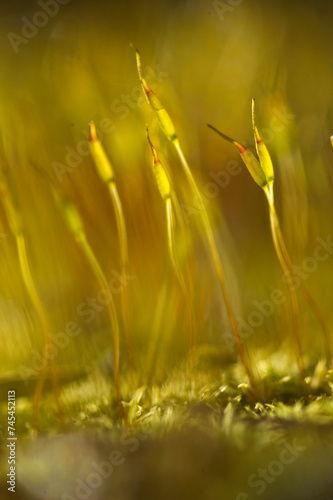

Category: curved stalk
[16, 234, 62, 427]
[146, 128, 197, 371]
[266, 191, 331, 367]
[166, 197, 196, 369]
[174, 142, 256, 387]
[143, 283, 169, 385]
[89, 122, 133, 371]
[264, 190, 304, 375]
[0, 179, 61, 428]
[107, 182, 133, 371]
[77, 233, 126, 420]
[47, 182, 126, 421]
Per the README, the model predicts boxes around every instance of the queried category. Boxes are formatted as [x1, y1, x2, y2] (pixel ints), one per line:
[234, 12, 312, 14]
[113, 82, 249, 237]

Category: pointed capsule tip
[251, 100, 262, 143]
[146, 128, 159, 164]
[135, 49, 144, 81]
[252, 97, 256, 116]
[89, 121, 98, 142]
[235, 142, 247, 154]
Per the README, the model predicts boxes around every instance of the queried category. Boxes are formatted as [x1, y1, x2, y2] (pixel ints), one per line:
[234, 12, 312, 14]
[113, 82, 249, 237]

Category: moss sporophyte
[89, 122, 133, 373]
[208, 98, 331, 374]
[146, 127, 196, 371]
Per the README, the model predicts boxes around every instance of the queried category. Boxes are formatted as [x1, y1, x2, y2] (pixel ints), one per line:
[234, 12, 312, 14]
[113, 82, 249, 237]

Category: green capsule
[207, 124, 267, 188]
[240, 149, 268, 188]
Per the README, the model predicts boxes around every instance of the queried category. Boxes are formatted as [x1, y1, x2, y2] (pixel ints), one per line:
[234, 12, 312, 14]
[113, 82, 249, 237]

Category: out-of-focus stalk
[0, 178, 61, 428]
[263, 189, 304, 375]
[50, 184, 126, 421]
[146, 128, 196, 368]
[265, 189, 331, 368]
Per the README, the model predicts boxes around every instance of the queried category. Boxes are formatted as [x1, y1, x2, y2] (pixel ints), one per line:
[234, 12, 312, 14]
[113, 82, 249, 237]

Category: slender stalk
[143, 283, 168, 384]
[166, 197, 196, 368]
[0, 179, 61, 428]
[174, 141, 255, 387]
[16, 234, 62, 427]
[265, 189, 331, 368]
[89, 122, 133, 371]
[77, 232, 126, 420]
[107, 182, 133, 370]
[209, 99, 329, 374]
[45, 180, 126, 421]
[146, 128, 196, 370]
[264, 189, 304, 375]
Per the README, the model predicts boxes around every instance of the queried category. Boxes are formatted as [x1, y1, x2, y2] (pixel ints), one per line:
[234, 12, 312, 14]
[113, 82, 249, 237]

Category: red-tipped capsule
[252, 98, 274, 185]
[207, 124, 268, 188]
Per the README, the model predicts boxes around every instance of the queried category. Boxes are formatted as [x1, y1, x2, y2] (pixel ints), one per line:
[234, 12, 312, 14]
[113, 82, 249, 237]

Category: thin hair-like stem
[77, 233, 126, 420]
[166, 197, 196, 368]
[16, 234, 62, 427]
[264, 191, 304, 375]
[174, 141, 256, 388]
[107, 182, 133, 370]
[265, 190, 331, 368]
[143, 283, 169, 384]
[89, 122, 133, 371]
[146, 127, 196, 370]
